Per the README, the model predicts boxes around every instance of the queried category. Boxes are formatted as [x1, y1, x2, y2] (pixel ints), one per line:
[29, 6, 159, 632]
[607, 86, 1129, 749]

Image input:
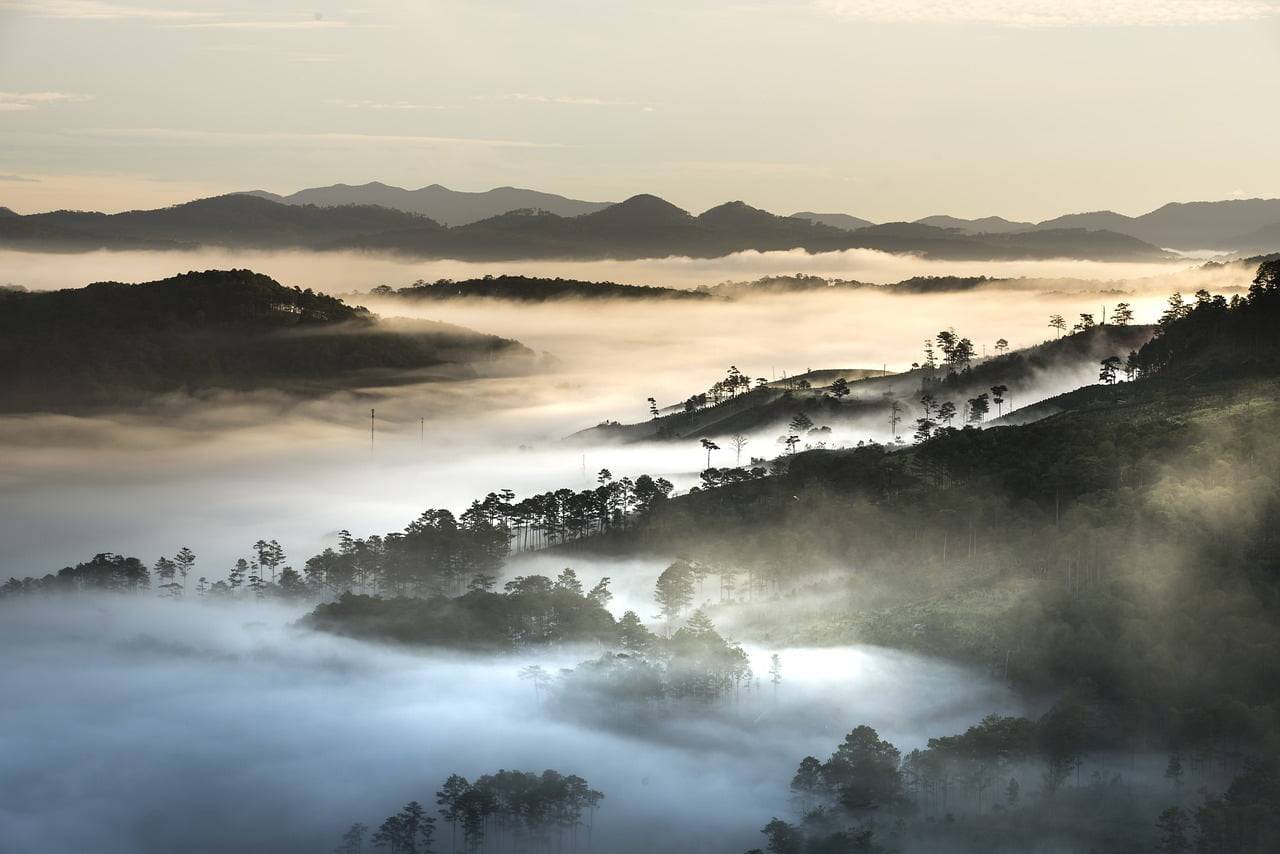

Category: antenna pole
[370, 408, 375, 451]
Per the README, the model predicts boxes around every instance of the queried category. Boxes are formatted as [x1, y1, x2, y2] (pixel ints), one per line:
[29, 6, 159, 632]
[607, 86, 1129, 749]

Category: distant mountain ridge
[242, 181, 612, 226]
[0, 192, 1175, 262]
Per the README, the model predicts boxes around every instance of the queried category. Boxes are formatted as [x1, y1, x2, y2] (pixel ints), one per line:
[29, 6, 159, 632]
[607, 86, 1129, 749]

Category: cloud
[488, 93, 658, 110]
[329, 99, 453, 111]
[76, 127, 569, 149]
[813, 0, 1280, 27]
[0, 0, 214, 21]
[0, 174, 39, 182]
[0, 91, 93, 112]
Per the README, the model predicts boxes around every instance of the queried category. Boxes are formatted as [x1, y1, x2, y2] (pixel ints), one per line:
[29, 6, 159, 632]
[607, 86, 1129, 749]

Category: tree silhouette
[647, 397, 658, 419]
[1048, 314, 1067, 337]
[700, 438, 720, 469]
[730, 433, 749, 466]
[788, 413, 814, 434]
[1112, 302, 1134, 326]
[1099, 356, 1121, 384]
[830, 377, 850, 399]
[336, 823, 368, 854]
[372, 801, 434, 854]
[990, 385, 1008, 417]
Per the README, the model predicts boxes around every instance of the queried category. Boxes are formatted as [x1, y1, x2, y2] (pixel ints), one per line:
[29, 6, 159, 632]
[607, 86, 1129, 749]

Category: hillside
[0, 269, 532, 412]
[568, 266, 1280, 750]
[0, 193, 1174, 263]
[242, 181, 612, 226]
[572, 324, 1154, 444]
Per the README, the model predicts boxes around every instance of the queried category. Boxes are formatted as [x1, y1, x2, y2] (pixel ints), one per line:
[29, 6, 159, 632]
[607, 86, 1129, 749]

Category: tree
[372, 801, 434, 854]
[1073, 313, 1095, 332]
[994, 338, 1009, 354]
[1005, 777, 1019, 807]
[769, 653, 782, 700]
[519, 665, 552, 708]
[1049, 314, 1067, 337]
[654, 560, 696, 624]
[174, 546, 196, 591]
[336, 823, 368, 854]
[823, 725, 904, 812]
[1112, 302, 1134, 325]
[990, 384, 1008, 417]
[781, 434, 800, 455]
[1099, 355, 1121, 384]
[1154, 805, 1190, 854]
[788, 413, 814, 434]
[436, 774, 469, 853]
[830, 377, 850, 399]
[888, 400, 902, 437]
[937, 401, 957, 427]
[967, 393, 989, 423]
[1164, 751, 1184, 789]
[730, 433, 750, 466]
[700, 438, 720, 469]
[761, 818, 803, 854]
[647, 397, 658, 419]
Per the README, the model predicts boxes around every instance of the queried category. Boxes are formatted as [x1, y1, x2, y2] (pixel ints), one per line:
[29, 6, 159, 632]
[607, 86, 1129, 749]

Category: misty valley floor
[0, 597, 1020, 854]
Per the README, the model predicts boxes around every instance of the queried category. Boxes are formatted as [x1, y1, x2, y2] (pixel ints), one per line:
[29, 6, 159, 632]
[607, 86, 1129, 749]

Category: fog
[1, 249, 1259, 577]
[0, 596, 1022, 854]
[0, 246, 1199, 293]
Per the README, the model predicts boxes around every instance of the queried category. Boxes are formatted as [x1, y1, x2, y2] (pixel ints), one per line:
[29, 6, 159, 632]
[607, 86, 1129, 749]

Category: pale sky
[2, 0, 1279, 220]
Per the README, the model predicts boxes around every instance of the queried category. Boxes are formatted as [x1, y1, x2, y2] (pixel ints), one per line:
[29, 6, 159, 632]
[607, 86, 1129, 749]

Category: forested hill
[365, 275, 713, 302]
[0, 269, 532, 412]
[578, 262, 1280, 751]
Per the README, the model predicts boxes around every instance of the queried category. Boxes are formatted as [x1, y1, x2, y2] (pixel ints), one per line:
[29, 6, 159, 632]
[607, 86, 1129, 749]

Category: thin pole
[370, 408, 375, 451]
[420, 417, 424, 444]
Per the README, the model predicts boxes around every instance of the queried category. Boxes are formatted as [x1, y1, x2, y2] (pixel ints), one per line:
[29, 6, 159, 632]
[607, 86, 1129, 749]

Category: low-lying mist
[0, 595, 1022, 854]
[1, 250, 1261, 577]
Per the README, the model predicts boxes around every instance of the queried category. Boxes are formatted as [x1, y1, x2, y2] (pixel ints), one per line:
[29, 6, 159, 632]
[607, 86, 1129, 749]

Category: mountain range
[0, 193, 1174, 262]
[796, 198, 1280, 251]
[242, 181, 612, 226]
[229, 181, 1280, 251]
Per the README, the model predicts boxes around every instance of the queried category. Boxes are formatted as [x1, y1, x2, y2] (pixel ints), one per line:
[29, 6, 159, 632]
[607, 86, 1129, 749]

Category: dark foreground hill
[0, 269, 532, 412]
[0, 193, 1173, 262]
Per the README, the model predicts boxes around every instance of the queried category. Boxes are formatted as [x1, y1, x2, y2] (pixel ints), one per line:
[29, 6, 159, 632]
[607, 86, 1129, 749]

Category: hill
[789, 211, 876, 231]
[366, 274, 712, 302]
[572, 324, 1154, 444]
[0, 269, 532, 412]
[571, 264, 1280, 754]
[914, 214, 1035, 233]
[0, 193, 1175, 263]
[242, 181, 612, 226]
[1033, 198, 1280, 250]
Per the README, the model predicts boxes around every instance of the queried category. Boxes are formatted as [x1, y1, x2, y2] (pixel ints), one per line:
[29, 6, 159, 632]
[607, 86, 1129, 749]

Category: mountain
[791, 211, 876, 231]
[0, 269, 531, 412]
[0, 206, 18, 218]
[1033, 198, 1280, 250]
[0, 193, 1174, 262]
[241, 181, 612, 226]
[914, 214, 1035, 234]
[0, 194, 437, 251]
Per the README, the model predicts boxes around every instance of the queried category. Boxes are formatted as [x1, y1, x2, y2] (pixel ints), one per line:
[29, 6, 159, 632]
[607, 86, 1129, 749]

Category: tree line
[337, 768, 603, 854]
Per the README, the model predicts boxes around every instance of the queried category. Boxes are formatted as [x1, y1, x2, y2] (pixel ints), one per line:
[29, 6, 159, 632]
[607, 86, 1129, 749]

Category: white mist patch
[0, 597, 1022, 854]
[0, 246, 1190, 292]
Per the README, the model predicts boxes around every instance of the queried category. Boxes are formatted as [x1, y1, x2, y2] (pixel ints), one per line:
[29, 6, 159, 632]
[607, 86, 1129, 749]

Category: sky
[2, 0, 1280, 219]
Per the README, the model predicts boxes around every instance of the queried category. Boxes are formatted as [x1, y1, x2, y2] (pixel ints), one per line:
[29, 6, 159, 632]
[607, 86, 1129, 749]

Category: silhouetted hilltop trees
[0, 269, 531, 411]
[1132, 259, 1280, 376]
[370, 274, 711, 302]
